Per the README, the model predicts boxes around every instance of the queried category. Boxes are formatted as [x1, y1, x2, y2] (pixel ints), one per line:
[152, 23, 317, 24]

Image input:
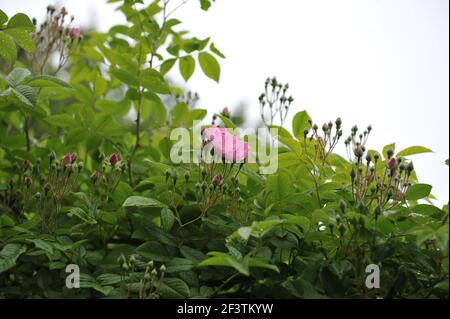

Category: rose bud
[63, 153, 73, 165]
[387, 158, 398, 170]
[386, 149, 394, 159]
[213, 175, 222, 186]
[221, 107, 230, 118]
[23, 160, 30, 170]
[109, 153, 120, 167]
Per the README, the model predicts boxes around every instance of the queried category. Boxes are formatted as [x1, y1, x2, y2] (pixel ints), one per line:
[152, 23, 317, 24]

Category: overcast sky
[1, 0, 448, 204]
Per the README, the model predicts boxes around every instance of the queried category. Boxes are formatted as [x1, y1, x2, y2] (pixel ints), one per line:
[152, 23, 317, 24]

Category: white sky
[1, 0, 448, 204]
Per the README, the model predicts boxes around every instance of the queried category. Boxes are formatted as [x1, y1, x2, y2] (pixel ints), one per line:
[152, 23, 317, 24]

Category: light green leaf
[198, 52, 220, 82]
[292, 111, 312, 140]
[0, 31, 17, 64]
[179, 55, 196, 81]
[210, 43, 225, 58]
[396, 146, 433, 157]
[141, 68, 170, 94]
[5, 29, 35, 52]
[25, 75, 73, 89]
[12, 85, 36, 106]
[406, 184, 432, 201]
[6, 67, 31, 87]
[0, 10, 8, 25]
[159, 58, 177, 75]
[7, 13, 35, 31]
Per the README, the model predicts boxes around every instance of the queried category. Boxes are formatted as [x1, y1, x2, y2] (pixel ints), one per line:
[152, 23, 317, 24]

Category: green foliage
[0, 2, 448, 300]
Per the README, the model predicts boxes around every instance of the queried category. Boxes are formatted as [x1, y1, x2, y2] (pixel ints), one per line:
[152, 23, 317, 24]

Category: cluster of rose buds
[259, 77, 294, 127]
[0, 159, 41, 217]
[332, 200, 368, 242]
[349, 145, 415, 211]
[90, 153, 126, 199]
[117, 255, 165, 299]
[303, 117, 344, 162]
[29, 6, 81, 74]
[376, 150, 414, 208]
[47, 151, 83, 207]
[174, 91, 200, 109]
[345, 125, 373, 163]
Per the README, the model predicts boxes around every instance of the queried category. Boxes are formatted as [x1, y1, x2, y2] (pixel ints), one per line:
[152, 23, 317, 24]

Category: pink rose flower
[69, 27, 81, 39]
[203, 126, 249, 162]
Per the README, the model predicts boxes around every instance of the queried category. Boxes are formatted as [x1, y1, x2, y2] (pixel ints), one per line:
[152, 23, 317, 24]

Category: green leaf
[396, 146, 433, 157]
[0, 10, 8, 25]
[161, 207, 175, 231]
[210, 43, 225, 58]
[136, 241, 172, 261]
[292, 111, 311, 139]
[141, 68, 170, 94]
[411, 204, 442, 217]
[247, 258, 279, 273]
[45, 114, 76, 127]
[28, 239, 54, 255]
[198, 52, 220, 82]
[199, 253, 249, 276]
[166, 258, 195, 273]
[179, 56, 196, 81]
[215, 113, 236, 129]
[285, 215, 311, 232]
[159, 58, 177, 75]
[110, 68, 138, 87]
[12, 85, 36, 106]
[122, 196, 165, 209]
[406, 184, 432, 201]
[6, 67, 31, 87]
[199, 0, 212, 11]
[0, 244, 27, 273]
[159, 277, 190, 299]
[25, 75, 73, 89]
[97, 273, 122, 286]
[0, 31, 17, 64]
[7, 13, 35, 31]
[5, 29, 35, 52]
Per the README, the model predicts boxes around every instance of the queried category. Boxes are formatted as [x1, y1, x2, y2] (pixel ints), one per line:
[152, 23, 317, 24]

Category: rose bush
[0, 1, 448, 299]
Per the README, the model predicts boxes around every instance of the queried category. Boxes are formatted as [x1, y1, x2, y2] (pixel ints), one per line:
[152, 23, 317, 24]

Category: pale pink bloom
[69, 27, 81, 38]
[203, 126, 249, 162]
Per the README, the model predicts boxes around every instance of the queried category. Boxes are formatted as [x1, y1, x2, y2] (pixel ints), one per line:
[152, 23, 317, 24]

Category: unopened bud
[339, 200, 346, 213]
[386, 149, 394, 159]
[338, 224, 346, 237]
